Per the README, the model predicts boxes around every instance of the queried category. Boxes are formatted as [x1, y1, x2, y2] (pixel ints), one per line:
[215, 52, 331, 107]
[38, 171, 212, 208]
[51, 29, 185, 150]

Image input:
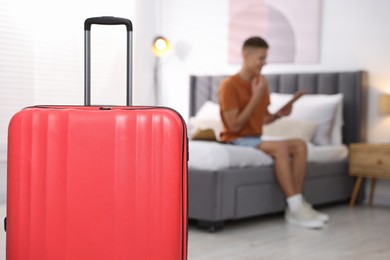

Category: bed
[188, 71, 368, 231]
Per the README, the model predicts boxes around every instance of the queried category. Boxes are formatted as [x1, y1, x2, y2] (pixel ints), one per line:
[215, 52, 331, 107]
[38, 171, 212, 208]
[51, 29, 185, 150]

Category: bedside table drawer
[349, 144, 390, 178]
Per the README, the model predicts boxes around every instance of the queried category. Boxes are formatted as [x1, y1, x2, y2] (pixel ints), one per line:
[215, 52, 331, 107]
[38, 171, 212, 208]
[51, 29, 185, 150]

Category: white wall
[0, 0, 158, 200]
[159, 0, 390, 143]
[134, 0, 159, 105]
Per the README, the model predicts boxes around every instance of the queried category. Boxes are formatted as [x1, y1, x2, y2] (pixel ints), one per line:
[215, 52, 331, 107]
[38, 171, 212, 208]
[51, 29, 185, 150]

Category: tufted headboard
[189, 71, 368, 145]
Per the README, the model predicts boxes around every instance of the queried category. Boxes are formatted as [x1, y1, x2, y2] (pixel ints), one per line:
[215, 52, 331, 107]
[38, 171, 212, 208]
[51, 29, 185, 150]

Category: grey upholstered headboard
[189, 71, 368, 144]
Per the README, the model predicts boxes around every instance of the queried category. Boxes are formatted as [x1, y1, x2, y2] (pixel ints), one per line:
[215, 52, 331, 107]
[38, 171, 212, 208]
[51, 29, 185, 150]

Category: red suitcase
[6, 17, 188, 260]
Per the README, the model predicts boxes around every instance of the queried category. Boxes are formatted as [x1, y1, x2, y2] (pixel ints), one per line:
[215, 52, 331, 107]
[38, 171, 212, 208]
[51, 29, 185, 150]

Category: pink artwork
[229, 0, 321, 63]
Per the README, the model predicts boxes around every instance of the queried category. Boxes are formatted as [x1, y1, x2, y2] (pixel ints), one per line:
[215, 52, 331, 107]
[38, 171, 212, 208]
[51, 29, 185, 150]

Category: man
[218, 37, 329, 229]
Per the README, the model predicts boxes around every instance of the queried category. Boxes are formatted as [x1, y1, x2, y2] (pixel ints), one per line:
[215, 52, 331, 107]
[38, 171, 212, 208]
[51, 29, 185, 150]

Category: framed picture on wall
[229, 0, 322, 64]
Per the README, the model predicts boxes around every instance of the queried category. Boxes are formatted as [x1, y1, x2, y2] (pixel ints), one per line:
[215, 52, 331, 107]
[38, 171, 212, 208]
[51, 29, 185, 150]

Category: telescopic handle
[84, 16, 133, 106]
[84, 16, 132, 31]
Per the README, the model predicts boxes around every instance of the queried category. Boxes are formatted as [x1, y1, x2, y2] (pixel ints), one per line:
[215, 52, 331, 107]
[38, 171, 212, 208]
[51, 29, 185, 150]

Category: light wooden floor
[188, 180, 390, 260]
[188, 204, 390, 260]
[0, 180, 389, 260]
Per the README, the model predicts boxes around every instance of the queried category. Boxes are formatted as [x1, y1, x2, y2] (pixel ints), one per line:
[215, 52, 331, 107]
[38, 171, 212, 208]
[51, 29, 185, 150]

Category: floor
[188, 180, 390, 260]
[0, 181, 388, 260]
[188, 205, 390, 260]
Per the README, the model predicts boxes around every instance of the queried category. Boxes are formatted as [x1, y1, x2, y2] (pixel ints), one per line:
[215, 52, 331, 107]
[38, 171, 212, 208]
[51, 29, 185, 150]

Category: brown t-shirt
[218, 74, 270, 143]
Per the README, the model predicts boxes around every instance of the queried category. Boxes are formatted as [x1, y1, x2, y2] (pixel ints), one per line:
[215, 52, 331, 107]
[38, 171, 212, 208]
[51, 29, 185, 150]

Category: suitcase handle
[84, 16, 132, 31]
[84, 16, 133, 106]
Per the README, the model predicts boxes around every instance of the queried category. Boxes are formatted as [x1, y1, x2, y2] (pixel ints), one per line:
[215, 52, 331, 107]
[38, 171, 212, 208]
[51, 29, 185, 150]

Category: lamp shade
[152, 36, 171, 58]
[379, 95, 390, 114]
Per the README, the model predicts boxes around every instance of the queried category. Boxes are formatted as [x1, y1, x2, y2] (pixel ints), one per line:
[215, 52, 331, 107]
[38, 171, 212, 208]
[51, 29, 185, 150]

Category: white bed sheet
[188, 138, 349, 171]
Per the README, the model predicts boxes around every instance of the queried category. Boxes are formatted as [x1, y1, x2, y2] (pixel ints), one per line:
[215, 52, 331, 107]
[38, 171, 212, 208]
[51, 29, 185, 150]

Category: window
[0, 0, 136, 160]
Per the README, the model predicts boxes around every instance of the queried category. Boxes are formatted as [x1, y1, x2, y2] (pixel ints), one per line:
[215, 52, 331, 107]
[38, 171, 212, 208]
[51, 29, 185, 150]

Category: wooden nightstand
[349, 143, 390, 207]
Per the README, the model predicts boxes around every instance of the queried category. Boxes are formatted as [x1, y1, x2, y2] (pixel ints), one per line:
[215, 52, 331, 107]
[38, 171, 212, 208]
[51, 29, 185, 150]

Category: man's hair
[242, 36, 269, 50]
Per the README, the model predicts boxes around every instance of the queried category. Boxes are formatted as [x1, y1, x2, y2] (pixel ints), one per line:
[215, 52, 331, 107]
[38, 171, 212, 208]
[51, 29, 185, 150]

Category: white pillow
[194, 101, 220, 120]
[263, 118, 318, 142]
[188, 101, 223, 140]
[331, 101, 343, 145]
[269, 93, 343, 145]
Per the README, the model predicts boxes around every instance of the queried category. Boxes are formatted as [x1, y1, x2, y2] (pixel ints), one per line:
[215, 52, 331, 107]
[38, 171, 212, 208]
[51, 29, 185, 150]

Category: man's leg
[285, 139, 307, 192]
[258, 141, 298, 197]
[259, 140, 324, 228]
[284, 139, 330, 223]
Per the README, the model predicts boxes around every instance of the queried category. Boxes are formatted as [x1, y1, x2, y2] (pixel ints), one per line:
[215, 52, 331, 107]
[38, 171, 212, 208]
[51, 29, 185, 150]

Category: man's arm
[264, 103, 293, 124]
[264, 109, 280, 124]
[223, 76, 266, 133]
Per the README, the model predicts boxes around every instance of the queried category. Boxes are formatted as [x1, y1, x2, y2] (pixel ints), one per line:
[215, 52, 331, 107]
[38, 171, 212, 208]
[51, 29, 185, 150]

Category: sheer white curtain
[0, 0, 137, 160]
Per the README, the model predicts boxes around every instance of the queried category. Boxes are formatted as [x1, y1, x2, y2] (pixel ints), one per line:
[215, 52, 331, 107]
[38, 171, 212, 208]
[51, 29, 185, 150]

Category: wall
[134, 0, 159, 106]
[0, 0, 158, 200]
[159, 0, 390, 143]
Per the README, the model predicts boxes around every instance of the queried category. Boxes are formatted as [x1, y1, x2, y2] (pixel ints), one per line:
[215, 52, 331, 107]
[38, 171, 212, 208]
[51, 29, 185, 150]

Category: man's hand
[265, 104, 293, 124]
[251, 75, 266, 102]
[277, 103, 292, 117]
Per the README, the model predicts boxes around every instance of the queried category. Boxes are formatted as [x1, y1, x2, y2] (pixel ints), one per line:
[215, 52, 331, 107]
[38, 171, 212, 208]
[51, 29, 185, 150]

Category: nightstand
[349, 143, 390, 207]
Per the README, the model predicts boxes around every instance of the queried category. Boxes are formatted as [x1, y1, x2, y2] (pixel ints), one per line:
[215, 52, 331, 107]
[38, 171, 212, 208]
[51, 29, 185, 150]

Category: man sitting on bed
[218, 36, 329, 229]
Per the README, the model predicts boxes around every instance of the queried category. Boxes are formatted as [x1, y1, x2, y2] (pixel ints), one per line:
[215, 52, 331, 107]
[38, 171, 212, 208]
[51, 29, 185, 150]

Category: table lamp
[379, 94, 390, 143]
[379, 95, 390, 115]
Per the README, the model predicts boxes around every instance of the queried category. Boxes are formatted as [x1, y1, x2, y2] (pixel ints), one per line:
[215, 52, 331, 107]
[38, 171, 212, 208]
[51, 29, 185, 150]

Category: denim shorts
[231, 136, 262, 148]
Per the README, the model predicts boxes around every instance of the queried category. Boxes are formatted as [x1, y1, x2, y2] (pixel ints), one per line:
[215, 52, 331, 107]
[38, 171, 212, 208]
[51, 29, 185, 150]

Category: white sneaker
[303, 201, 329, 223]
[285, 204, 324, 229]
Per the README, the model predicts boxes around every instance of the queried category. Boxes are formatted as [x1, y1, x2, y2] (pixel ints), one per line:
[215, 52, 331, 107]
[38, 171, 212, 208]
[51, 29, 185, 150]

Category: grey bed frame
[188, 71, 368, 231]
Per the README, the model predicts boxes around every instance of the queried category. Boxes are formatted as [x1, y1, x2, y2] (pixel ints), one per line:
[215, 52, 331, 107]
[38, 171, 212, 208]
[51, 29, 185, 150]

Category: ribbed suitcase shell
[6, 106, 188, 259]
